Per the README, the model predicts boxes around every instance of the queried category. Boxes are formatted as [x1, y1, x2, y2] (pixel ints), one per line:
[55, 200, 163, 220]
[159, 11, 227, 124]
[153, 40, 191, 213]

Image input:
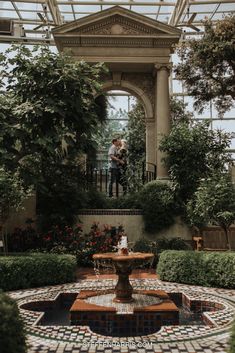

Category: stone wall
[4, 194, 36, 233]
[77, 209, 192, 243]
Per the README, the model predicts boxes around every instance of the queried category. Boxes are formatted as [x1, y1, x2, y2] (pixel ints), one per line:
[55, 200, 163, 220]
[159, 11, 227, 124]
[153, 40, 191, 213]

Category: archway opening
[86, 89, 156, 196]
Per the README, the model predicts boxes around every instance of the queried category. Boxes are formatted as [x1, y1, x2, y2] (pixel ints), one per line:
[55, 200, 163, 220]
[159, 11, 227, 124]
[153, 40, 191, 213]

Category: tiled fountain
[70, 237, 179, 336]
[9, 236, 235, 352]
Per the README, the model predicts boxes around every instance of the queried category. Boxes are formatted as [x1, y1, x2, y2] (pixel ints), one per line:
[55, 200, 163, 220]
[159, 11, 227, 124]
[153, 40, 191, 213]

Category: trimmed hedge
[157, 250, 235, 289]
[230, 320, 235, 353]
[0, 291, 27, 353]
[133, 237, 191, 266]
[0, 254, 77, 291]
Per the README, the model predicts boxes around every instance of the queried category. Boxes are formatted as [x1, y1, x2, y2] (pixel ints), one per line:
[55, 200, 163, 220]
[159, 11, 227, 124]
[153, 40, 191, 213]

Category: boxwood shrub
[0, 291, 27, 353]
[157, 250, 235, 289]
[0, 254, 76, 291]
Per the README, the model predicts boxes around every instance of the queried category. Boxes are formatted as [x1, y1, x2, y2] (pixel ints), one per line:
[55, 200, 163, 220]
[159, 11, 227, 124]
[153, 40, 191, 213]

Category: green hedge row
[0, 291, 27, 353]
[157, 250, 235, 289]
[0, 254, 77, 291]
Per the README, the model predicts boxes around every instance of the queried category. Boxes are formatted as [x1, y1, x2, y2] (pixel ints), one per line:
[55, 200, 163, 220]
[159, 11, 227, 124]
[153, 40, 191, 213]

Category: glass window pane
[172, 80, 183, 93]
[0, 2, 14, 10]
[223, 107, 235, 119]
[212, 120, 235, 134]
[58, 5, 72, 12]
[73, 5, 101, 12]
[14, 2, 40, 11]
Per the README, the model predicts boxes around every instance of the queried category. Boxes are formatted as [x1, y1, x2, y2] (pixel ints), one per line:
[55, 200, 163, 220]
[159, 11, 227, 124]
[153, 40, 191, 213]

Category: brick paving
[8, 275, 235, 353]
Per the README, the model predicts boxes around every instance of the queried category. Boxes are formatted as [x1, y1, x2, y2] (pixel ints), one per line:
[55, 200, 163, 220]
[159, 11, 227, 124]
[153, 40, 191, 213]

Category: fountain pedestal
[113, 259, 133, 302]
[93, 252, 154, 303]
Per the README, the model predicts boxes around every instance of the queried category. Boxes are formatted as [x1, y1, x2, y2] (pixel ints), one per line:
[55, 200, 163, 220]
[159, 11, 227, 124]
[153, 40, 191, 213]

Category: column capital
[154, 63, 172, 74]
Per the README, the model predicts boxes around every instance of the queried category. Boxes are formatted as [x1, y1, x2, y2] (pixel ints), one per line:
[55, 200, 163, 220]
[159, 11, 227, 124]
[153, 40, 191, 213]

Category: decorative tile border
[8, 279, 235, 353]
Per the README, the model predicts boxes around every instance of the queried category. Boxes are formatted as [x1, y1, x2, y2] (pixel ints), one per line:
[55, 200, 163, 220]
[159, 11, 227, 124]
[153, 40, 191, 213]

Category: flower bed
[7, 223, 122, 267]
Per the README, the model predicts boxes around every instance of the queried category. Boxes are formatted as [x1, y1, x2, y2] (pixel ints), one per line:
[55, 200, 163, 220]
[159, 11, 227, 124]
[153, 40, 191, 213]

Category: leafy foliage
[157, 250, 235, 289]
[7, 223, 123, 267]
[8, 224, 83, 253]
[0, 292, 27, 353]
[0, 167, 31, 224]
[0, 45, 107, 177]
[75, 223, 122, 266]
[110, 192, 142, 209]
[160, 121, 232, 203]
[175, 16, 235, 117]
[0, 254, 76, 291]
[139, 181, 177, 233]
[0, 45, 107, 227]
[170, 97, 193, 124]
[187, 173, 235, 249]
[36, 164, 86, 229]
[133, 237, 190, 265]
[125, 102, 146, 191]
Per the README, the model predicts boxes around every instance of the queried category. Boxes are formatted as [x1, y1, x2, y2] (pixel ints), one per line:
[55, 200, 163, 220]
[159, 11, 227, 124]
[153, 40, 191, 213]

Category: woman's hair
[120, 139, 127, 149]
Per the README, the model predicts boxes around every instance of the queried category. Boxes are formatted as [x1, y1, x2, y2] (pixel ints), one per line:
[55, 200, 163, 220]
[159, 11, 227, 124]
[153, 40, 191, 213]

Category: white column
[155, 64, 171, 179]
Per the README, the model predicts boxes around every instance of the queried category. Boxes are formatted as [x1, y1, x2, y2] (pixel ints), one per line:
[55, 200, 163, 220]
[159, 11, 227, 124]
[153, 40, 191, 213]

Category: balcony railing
[83, 162, 157, 196]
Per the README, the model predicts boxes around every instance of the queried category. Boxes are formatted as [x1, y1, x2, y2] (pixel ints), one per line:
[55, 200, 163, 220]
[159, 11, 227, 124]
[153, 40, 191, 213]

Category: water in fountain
[93, 232, 129, 279]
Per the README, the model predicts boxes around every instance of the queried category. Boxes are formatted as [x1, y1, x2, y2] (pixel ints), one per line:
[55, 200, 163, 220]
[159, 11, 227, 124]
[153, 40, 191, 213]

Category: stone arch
[102, 80, 155, 168]
[102, 80, 154, 119]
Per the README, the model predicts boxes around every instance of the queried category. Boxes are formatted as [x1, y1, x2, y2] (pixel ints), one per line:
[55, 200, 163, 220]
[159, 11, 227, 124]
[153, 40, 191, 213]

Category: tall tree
[0, 45, 108, 228]
[0, 44, 107, 185]
[160, 121, 232, 203]
[170, 97, 193, 124]
[175, 15, 235, 117]
[125, 102, 146, 191]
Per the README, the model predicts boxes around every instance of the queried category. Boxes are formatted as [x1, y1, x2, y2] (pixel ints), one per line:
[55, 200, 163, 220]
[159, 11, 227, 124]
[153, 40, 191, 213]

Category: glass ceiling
[0, 0, 234, 44]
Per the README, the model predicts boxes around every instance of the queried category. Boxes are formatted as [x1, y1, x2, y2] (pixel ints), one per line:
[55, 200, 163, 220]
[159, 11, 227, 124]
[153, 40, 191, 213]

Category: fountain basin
[70, 289, 179, 336]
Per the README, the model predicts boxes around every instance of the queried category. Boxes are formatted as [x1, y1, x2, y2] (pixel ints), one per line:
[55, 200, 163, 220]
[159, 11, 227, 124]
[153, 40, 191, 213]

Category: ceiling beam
[5, 0, 235, 4]
[11, 1, 22, 19]
[189, 0, 234, 3]
[0, 34, 55, 45]
[169, 0, 187, 26]
[46, 0, 63, 25]
[57, 1, 175, 5]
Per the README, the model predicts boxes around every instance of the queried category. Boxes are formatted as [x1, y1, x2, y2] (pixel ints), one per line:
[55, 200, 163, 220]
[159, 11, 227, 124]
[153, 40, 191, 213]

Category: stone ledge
[78, 209, 143, 215]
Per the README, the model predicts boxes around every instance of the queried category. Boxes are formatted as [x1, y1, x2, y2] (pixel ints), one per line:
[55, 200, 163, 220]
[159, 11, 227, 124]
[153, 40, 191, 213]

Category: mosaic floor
[8, 278, 235, 353]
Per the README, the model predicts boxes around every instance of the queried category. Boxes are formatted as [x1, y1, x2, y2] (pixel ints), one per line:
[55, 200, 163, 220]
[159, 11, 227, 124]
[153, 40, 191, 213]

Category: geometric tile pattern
[8, 278, 235, 353]
[85, 293, 163, 313]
